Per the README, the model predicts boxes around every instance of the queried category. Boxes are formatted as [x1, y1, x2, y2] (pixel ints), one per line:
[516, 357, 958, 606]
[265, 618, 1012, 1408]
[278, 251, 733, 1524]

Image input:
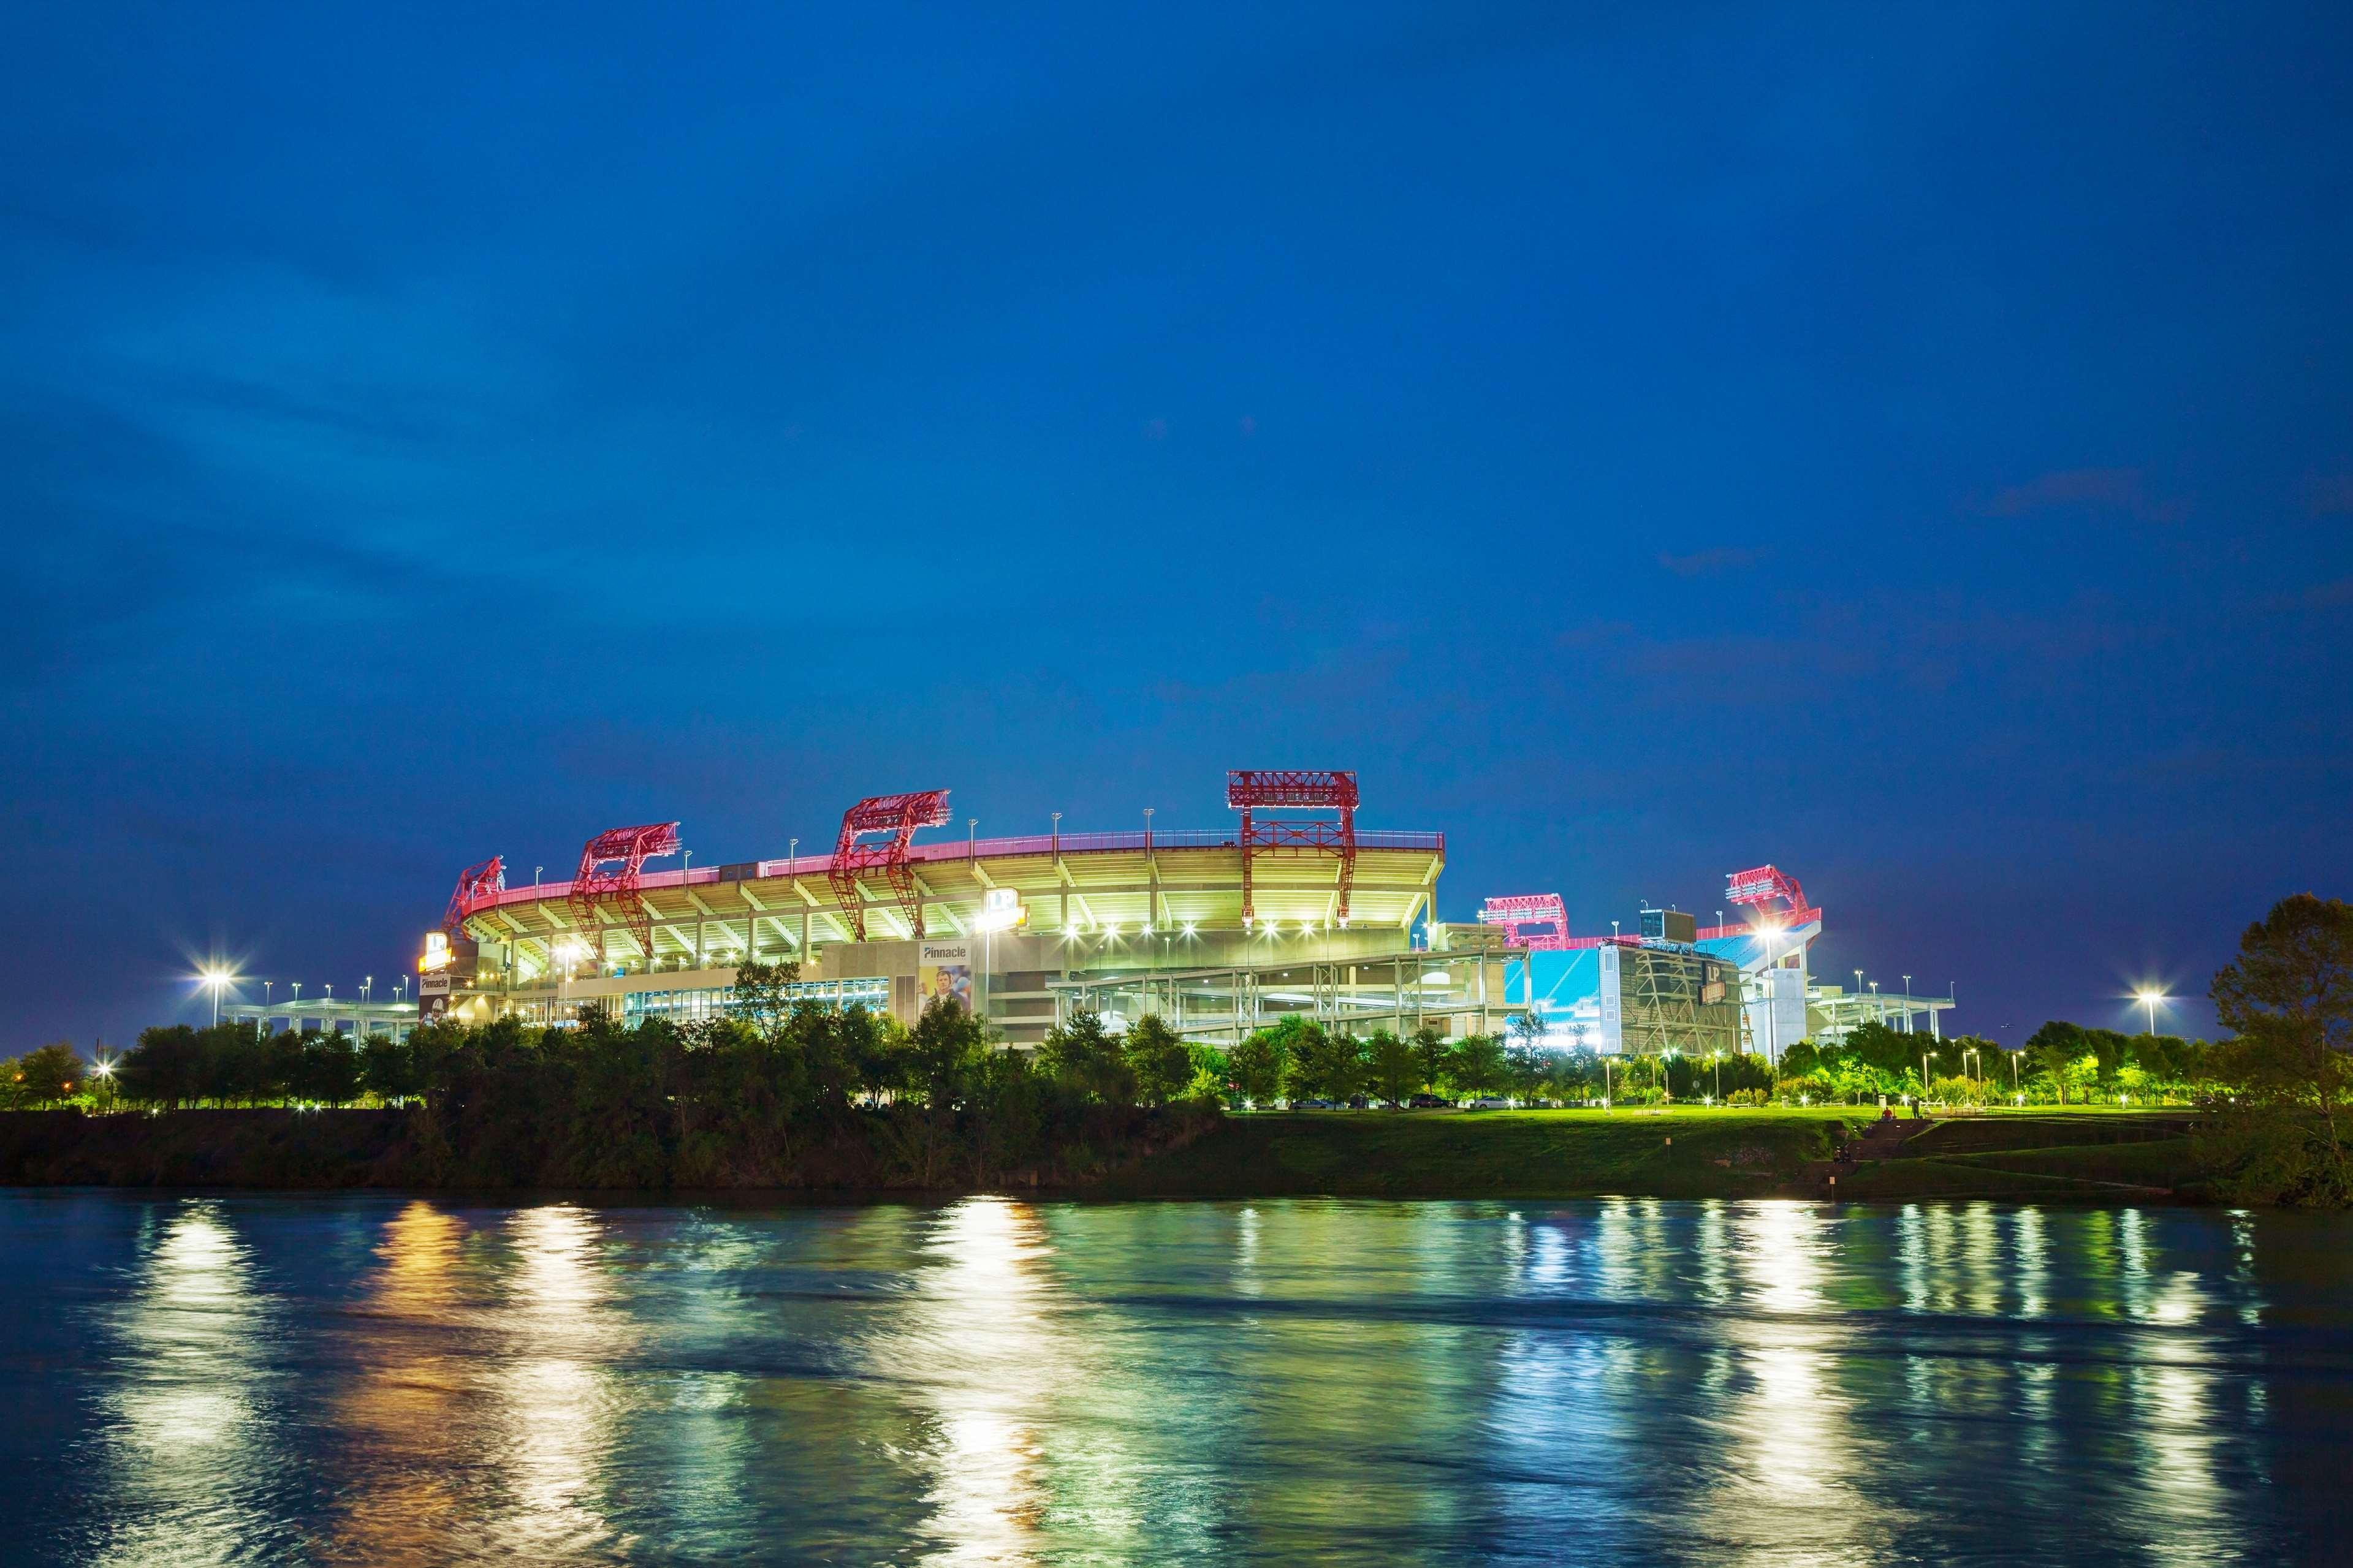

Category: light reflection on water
[7, 1194, 2350, 1566]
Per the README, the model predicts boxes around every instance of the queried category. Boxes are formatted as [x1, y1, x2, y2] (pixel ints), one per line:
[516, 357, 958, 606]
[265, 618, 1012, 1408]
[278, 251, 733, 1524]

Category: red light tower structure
[1724, 865, 1819, 928]
[443, 857, 505, 936]
[1226, 769, 1359, 926]
[1480, 892, 1572, 950]
[829, 790, 952, 941]
[569, 822, 682, 956]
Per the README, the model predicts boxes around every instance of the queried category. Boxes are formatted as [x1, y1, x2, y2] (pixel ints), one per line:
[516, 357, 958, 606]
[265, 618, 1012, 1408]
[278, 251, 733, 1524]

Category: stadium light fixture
[2135, 989, 2166, 1036]
[1181, 923, 1197, 938]
[197, 966, 237, 1026]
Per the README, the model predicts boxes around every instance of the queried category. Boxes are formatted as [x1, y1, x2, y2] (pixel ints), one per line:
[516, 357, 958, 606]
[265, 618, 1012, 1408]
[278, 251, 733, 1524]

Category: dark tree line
[44, 961, 1217, 1187]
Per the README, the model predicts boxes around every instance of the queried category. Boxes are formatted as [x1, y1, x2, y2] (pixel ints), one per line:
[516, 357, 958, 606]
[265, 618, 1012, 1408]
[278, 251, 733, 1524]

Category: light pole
[535, 865, 543, 887]
[1903, 974, 1912, 1034]
[968, 817, 978, 858]
[1144, 806, 1154, 854]
[362, 975, 373, 1005]
[200, 967, 234, 1026]
[790, 837, 799, 868]
[1052, 812, 1062, 855]
[2136, 989, 2165, 1037]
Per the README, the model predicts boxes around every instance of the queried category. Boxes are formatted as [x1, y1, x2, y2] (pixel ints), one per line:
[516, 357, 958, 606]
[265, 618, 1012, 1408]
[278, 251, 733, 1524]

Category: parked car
[1465, 1096, 1513, 1110]
[1408, 1094, 1451, 1109]
[1289, 1097, 1339, 1110]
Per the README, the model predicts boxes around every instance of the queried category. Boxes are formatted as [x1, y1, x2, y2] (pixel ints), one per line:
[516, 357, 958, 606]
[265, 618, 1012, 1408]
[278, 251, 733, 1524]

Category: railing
[458, 828, 1445, 919]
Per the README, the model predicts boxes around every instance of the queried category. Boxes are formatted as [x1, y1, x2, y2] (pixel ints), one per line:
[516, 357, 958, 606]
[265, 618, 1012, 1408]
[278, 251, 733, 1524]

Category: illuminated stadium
[233, 768, 1951, 1055]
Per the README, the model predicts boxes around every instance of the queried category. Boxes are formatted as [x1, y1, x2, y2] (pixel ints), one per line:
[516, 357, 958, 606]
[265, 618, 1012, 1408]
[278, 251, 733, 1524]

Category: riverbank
[0, 1105, 2217, 1200]
[1103, 1107, 2203, 1200]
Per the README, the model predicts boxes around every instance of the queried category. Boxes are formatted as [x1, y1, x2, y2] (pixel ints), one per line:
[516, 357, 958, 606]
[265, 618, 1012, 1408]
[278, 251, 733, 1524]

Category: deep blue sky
[5, 2, 2349, 1051]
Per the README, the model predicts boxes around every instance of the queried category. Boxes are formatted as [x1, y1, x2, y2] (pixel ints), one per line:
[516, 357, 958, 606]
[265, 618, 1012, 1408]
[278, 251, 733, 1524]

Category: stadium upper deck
[451, 825, 1447, 980]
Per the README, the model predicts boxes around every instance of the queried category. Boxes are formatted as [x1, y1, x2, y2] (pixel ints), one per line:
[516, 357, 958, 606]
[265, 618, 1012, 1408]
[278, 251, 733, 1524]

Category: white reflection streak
[908, 1197, 1070, 1566]
[499, 1205, 625, 1559]
[94, 1203, 270, 1567]
[1709, 1202, 1869, 1566]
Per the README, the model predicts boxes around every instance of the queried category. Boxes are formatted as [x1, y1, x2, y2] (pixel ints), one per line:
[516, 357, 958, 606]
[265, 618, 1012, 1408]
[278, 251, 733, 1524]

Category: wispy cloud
[1656, 545, 1770, 577]
[2303, 474, 2353, 517]
[1982, 467, 2189, 523]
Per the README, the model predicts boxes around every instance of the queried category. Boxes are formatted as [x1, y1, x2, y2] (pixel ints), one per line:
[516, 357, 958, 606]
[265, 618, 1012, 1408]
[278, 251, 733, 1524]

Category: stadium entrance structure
[434, 770, 1444, 1046]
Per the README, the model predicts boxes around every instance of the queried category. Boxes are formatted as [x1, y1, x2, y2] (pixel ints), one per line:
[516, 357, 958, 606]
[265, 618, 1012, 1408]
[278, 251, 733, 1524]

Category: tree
[1122, 1015, 1193, 1108]
[1366, 1031, 1420, 1107]
[1505, 1043, 1549, 1104]
[296, 1034, 363, 1106]
[1409, 1026, 1451, 1095]
[1184, 1040, 1233, 1104]
[1040, 1010, 1131, 1104]
[1287, 1025, 1367, 1102]
[1448, 1035, 1507, 1099]
[726, 959, 803, 1036]
[908, 997, 987, 1110]
[1225, 1028, 1287, 1107]
[2210, 893, 2353, 1205]
[15, 1042, 83, 1105]
[1844, 1020, 1920, 1092]
[2024, 1021, 2092, 1104]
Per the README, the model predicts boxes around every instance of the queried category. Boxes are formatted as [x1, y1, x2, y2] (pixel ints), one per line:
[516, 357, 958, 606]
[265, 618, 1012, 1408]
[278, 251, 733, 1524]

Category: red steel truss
[443, 857, 506, 935]
[1480, 892, 1572, 950]
[569, 822, 682, 955]
[1725, 865, 1820, 928]
[1226, 769, 1359, 926]
[829, 790, 952, 941]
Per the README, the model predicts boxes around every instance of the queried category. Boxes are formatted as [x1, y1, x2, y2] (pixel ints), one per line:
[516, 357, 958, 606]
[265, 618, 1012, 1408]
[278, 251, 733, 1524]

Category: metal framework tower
[569, 822, 682, 956]
[1725, 865, 1819, 927]
[1226, 769, 1359, 926]
[1479, 893, 1572, 950]
[443, 857, 505, 936]
[829, 790, 952, 941]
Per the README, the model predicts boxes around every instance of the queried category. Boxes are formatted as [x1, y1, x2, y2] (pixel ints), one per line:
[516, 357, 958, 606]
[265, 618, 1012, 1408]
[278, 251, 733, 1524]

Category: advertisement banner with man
[918, 941, 973, 1013]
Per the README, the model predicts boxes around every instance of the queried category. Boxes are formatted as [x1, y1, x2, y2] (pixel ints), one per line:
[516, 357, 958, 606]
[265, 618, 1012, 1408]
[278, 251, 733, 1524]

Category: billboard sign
[919, 941, 973, 1012]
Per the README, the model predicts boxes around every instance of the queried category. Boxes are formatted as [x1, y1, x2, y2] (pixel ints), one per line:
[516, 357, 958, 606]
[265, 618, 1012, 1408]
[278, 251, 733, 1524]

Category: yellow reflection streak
[319, 1201, 471, 1566]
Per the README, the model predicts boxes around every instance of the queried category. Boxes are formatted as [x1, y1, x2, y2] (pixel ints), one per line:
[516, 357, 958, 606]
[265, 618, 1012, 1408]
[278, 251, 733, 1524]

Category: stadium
[235, 768, 1950, 1056]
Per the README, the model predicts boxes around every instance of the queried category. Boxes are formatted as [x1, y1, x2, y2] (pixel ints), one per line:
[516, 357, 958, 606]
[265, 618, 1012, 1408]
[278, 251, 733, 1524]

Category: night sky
[6, 3, 2349, 1051]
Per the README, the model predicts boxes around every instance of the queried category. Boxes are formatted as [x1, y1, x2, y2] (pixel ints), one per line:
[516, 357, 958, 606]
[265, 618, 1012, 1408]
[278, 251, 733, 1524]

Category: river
[4, 1192, 2348, 1565]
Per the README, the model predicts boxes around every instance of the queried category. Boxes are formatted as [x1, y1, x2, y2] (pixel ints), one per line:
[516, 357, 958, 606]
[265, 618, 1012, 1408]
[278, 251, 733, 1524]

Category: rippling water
[6, 1193, 2349, 1566]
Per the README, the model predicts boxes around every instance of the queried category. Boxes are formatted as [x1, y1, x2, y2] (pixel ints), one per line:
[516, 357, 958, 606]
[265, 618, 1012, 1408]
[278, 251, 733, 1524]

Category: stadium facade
[234, 769, 1952, 1057]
